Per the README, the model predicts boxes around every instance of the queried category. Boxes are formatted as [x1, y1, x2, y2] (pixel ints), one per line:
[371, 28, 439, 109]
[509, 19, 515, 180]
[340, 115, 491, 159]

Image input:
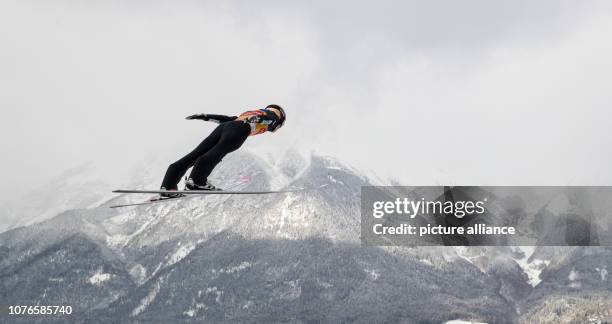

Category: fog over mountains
[1, 150, 611, 323]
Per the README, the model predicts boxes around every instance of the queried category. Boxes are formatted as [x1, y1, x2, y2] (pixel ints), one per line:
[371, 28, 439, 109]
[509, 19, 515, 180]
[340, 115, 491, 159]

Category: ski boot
[159, 187, 185, 198]
[185, 178, 222, 191]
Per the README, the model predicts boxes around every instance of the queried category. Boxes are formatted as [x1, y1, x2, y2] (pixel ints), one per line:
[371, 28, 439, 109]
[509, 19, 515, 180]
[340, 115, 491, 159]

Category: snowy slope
[1, 150, 611, 323]
[0, 163, 113, 232]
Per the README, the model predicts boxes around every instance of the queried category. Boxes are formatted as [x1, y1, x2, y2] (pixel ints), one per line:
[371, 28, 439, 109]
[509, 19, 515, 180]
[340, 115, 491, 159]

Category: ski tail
[109, 196, 184, 208]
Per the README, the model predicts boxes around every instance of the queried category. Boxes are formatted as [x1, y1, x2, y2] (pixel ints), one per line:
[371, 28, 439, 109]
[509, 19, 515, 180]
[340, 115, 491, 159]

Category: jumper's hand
[185, 114, 209, 121]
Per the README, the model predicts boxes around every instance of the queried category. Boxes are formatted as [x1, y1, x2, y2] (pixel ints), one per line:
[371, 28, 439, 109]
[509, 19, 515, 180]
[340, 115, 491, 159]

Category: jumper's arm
[185, 114, 238, 123]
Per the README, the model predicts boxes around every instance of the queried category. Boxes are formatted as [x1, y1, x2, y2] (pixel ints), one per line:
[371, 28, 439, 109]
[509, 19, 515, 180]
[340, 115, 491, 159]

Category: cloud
[303, 8, 612, 185]
[0, 0, 611, 202]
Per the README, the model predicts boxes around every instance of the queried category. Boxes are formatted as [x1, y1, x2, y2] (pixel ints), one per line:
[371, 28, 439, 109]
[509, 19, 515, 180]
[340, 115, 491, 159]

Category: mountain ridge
[1, 151, 611, 323]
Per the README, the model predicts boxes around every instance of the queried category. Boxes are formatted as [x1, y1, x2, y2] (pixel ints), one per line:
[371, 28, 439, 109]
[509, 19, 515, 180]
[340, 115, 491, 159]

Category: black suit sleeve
[206, 114, 238, 123]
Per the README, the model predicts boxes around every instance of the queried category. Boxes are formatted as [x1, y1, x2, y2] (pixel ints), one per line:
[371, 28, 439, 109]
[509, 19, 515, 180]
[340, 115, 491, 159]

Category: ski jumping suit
[161, 109, 281, 189]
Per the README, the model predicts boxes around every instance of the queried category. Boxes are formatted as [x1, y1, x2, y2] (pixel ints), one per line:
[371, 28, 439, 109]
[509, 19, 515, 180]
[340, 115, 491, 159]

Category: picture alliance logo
[372, 197, 488, 219]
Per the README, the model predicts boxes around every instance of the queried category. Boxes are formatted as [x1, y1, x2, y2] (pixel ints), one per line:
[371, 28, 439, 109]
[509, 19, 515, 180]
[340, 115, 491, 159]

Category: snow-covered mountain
[1, 150, 611, 323]
[0, 162, 113, 233]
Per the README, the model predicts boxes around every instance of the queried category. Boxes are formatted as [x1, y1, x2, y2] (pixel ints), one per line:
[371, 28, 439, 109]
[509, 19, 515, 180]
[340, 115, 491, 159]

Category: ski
[109, 186, 321, 209]
[109, 196, 190, 208]
[112, 188, 306, 195]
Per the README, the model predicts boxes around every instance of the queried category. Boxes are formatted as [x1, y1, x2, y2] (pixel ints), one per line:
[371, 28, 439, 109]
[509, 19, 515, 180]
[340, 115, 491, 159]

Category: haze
[1, 0, 612, 204]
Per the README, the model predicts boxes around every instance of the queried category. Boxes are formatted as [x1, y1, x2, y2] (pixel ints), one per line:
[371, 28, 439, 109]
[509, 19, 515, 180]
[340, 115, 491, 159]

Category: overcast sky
[1, 0, 612, 203]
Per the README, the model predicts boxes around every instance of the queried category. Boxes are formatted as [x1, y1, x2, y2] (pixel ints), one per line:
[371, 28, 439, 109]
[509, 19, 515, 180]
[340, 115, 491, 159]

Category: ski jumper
[161, 109, 280, 189]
